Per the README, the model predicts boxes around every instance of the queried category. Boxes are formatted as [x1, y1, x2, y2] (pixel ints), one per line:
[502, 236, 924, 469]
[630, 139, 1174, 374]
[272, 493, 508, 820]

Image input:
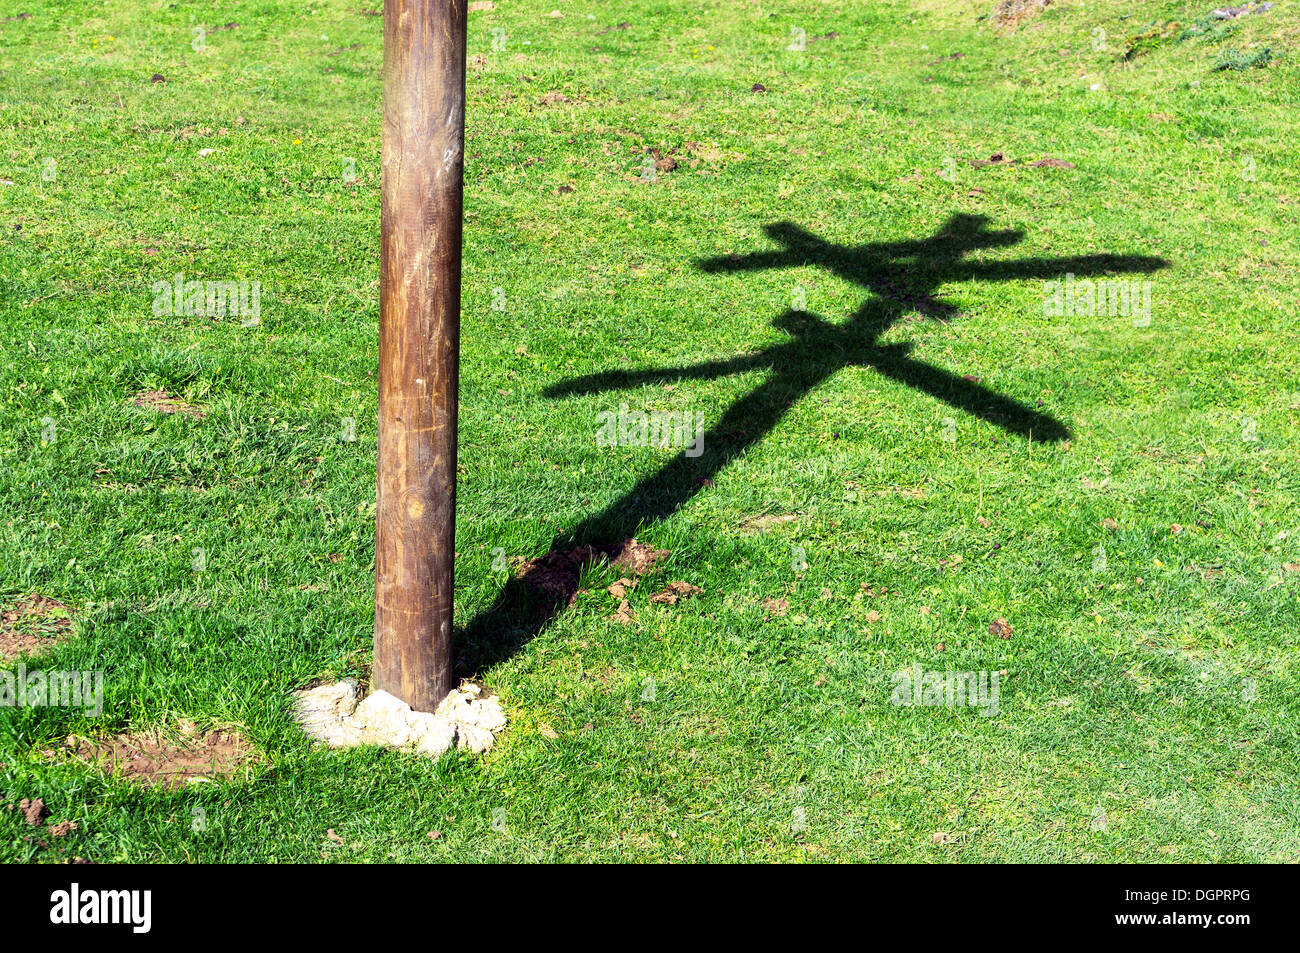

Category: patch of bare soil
[51, 723, 264, 789]
[966, 152, 1076, 171]
[129, 389, 206, 418]
[990, 0, 1054, 32]
[1, 594, 74, 660]
[763, 596, 790, 617]
[512, 538, 670, 615]
[610, 539, 670, 574]
[511, 548, 590, 611]
[645, 147, 677, 173]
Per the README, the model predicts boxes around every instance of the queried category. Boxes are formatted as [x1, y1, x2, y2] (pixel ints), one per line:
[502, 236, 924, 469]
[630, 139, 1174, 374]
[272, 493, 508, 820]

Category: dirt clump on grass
[19, 797, 50, 825]
[1, 594, 74, 660]
[650, 581, 703, 605]
[52, 723, 264, 789]
[129, 389, 206, 419]
[611, 598, 635, 625]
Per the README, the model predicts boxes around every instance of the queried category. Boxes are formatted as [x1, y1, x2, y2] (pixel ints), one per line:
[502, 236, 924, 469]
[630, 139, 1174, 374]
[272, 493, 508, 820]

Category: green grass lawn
[1, 0, 1297, 862]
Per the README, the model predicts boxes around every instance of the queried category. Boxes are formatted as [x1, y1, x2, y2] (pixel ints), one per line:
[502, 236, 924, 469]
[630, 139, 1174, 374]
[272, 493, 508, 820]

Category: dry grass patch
[51, 721, 265, 788]
[129, 389, 206, 418]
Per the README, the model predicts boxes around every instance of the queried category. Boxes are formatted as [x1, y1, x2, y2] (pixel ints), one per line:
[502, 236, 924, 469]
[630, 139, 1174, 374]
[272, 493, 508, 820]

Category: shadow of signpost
[457, 213, 1166, 676]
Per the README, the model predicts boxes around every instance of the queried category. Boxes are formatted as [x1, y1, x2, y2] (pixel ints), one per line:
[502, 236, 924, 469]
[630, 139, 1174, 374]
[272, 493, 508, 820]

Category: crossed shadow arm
[870, 343, 1070, 442]
[702, 249, 1166, 287]
[695, 222, 850, 272]
[948, 253, 1167, 284]
[544, 349, 776, 398]
[696, 217, 1028, 277]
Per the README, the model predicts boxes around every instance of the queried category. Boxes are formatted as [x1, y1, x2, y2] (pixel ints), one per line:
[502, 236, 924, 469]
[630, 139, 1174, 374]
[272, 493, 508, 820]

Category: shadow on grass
[457, 213, 1166, 677]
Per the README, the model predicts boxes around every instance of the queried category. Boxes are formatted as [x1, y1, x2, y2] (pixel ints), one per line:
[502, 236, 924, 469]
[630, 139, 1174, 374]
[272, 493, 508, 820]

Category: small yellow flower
[293, 139, 303, 145]
[1152, 558, 1164, 568]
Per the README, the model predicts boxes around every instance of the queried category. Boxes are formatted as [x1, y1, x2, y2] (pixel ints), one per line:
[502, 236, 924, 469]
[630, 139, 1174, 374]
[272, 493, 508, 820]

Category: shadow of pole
[457, 214, 1166, 676]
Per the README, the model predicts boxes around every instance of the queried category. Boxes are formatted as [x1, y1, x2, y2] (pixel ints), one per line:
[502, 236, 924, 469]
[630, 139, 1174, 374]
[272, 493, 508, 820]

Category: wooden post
[374, 0, 466, 711]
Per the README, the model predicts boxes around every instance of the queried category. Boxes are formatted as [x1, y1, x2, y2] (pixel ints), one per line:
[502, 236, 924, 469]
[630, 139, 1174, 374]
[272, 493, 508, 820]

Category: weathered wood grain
[374, 0, 467, 711]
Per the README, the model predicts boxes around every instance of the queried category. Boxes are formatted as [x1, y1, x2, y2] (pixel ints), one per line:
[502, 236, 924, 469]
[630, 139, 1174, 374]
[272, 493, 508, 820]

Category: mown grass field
[0, 0, 1297, 862]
